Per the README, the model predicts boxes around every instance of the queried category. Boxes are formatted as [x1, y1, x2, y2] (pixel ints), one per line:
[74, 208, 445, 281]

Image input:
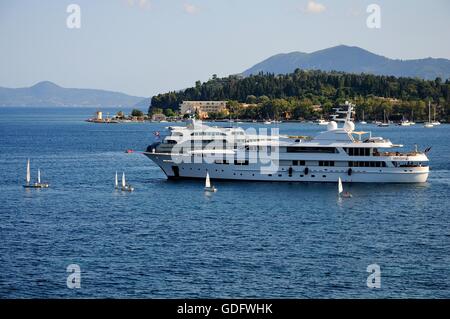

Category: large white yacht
[144, 102, 429, 183]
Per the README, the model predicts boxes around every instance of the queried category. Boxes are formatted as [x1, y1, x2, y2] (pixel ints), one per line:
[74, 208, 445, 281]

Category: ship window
[319, 161, 335, 167]
[345, 148, 370, 156]
[349, 161, 386, 167]
[396, 162, 423, 168]
[287, 147, 337, 153]
[215, 160, 230, 165]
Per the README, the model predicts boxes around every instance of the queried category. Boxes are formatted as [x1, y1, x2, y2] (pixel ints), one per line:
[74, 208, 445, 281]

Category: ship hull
[144, 153, 429, 183]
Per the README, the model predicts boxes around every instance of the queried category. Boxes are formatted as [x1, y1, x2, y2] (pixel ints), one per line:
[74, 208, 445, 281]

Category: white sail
[205, 172, 211, 188]
[26, 159, 30, 184]
[338, 177, 343, 194]
[122, 172, 126, 187]
[115, 171, 118, 188]
[37, 169, 41, 184]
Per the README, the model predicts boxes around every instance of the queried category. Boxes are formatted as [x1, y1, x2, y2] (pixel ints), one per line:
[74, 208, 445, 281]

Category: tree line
[149, 69, 450, 121]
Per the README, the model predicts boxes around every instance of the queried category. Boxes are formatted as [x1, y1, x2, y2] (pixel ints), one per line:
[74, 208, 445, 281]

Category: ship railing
[285, 135, 313, 141]
[373, 151, 422, 157]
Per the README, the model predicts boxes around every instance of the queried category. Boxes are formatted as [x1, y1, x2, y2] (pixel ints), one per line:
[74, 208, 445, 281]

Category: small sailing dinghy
[204, 172, 217, 192]
[114, 171, 119, 189]
[338, 177, 352, 198]
[360, 110, 367, 124]
[424, 101, 434, 128]
[378, 110, 390, 127]
[23, 159, 49, 188]
[121, 172, 134, 192]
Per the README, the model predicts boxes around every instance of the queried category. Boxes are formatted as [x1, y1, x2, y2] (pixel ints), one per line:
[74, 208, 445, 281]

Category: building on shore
[180, 101, 228, 119]
[96, 111, 103, 121]
[311, 105, 322, 112]
[86, 110, 118, 123]
[152, 113, 167, 122]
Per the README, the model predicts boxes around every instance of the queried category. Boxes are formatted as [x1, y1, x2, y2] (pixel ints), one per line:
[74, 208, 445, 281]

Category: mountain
[242, 45, 450, 80]
[0, 81, 146, 107]
[133, 97, 151, 109]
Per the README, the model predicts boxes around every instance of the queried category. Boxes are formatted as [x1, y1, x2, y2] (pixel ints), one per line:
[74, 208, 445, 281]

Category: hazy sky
[1, 0, 449, 97]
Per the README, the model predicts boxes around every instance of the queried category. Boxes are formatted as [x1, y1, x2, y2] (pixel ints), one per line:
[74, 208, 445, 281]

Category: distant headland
[0, 81, 147, 108]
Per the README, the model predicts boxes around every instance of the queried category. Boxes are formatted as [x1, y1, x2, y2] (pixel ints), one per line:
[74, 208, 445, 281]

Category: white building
[179, 101, 227, 118]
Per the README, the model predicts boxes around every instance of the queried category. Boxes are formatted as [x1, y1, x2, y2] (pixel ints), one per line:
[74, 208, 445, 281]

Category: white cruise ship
[144, 102, 429, 183]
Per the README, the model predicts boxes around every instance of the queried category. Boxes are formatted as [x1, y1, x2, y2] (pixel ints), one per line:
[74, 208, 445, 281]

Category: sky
[1, 0, 450, 98]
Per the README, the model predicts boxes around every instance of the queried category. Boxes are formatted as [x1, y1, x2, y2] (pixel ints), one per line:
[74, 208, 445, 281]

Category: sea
[0, 107, 449, 298]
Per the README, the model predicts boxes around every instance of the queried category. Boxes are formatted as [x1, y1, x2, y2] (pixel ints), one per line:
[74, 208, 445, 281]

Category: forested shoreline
[149, 70, 450, 122]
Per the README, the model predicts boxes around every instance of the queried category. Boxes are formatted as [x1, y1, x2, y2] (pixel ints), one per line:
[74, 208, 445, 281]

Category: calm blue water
[0, 107, 449, 298]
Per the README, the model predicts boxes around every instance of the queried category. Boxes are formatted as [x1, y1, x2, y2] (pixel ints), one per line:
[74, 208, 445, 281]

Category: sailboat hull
[23, 184, 49, 188]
